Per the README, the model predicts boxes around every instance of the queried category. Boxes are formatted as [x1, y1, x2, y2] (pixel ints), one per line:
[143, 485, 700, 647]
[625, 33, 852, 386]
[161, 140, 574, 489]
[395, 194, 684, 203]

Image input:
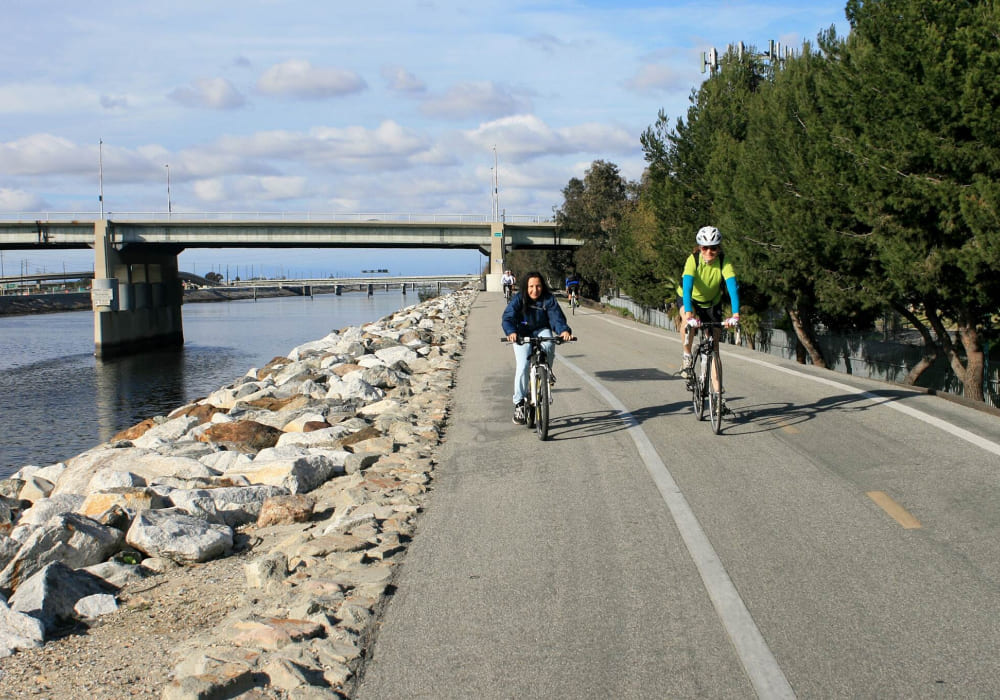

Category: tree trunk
[788, 308, 827, 368]
[891, 302, 937, 386]
[958, 323, 985, 403]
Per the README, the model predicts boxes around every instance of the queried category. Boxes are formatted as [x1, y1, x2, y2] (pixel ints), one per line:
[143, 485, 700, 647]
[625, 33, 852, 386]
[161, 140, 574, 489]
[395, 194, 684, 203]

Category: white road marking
[599, 316, 1000, 457]
[558, 354, 797, 699]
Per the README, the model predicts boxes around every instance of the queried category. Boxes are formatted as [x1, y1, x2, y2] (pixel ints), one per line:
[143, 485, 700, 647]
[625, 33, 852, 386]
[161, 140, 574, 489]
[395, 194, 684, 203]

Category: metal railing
[602, 294, 999, 408]
[0, 211, 555, 224]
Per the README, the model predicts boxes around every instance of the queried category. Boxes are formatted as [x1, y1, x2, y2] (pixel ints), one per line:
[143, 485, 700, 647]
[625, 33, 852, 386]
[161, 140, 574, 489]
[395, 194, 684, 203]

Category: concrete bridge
[0, 214, 581, 357]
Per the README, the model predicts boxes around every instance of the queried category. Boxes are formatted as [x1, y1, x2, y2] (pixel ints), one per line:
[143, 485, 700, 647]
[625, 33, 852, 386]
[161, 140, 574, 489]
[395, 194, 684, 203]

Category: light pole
[165, 164, 172, 215]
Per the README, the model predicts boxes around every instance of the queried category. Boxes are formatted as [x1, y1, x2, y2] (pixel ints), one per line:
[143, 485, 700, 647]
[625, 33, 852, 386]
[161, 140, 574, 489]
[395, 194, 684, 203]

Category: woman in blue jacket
[502, 271, 572, 424]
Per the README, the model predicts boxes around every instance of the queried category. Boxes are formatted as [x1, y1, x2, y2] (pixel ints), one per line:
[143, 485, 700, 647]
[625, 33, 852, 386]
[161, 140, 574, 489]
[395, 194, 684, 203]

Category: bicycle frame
[502, 335, 574, 440]
[686, 321, 733, 434]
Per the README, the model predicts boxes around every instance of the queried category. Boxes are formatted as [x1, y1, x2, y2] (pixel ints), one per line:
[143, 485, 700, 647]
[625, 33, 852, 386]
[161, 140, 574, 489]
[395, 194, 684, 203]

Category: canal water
[0, 291, 417, 478]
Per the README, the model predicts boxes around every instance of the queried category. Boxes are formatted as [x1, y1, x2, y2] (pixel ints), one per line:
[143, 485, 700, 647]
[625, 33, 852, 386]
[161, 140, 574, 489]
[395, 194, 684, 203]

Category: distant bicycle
[502, 335, 575, 440]
[567, 289, 580, 315]
[685, 320, 735, 434]
[503, 284, 513, 303]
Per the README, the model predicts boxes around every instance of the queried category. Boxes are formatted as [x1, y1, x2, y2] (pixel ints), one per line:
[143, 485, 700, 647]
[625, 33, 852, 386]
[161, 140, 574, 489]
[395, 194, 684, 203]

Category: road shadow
[593, 367, 675, 382]
[719, 388, 927, 435]
[546, 399, 690, 441]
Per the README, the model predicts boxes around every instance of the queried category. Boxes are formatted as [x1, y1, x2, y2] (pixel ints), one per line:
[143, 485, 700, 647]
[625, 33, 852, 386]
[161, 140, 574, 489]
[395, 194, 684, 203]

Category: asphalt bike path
[356, 294, 1000, 699]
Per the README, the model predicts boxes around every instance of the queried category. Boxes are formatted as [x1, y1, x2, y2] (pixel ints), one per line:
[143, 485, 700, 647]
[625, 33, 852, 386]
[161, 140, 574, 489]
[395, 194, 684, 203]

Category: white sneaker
[680, 354, 693, 378]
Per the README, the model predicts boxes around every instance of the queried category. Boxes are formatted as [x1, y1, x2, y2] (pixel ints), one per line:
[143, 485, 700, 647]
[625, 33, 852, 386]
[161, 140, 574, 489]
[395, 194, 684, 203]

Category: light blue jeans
[512, 328, 556, 404]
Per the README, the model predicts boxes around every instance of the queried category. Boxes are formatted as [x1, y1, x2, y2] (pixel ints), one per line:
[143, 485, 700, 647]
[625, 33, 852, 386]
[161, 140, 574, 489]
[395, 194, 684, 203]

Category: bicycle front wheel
[535, 365, 550, 440]
[691, 355, 705, 421]
[708, 351, 724, 434]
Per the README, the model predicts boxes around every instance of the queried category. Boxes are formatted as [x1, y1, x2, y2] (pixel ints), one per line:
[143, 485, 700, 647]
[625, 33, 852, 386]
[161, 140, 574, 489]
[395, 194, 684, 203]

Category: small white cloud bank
[381, 65, 426, 94]
[420, 82, 533, 121]
[168, 78, 247, 109]
[257, 60, 367, 99]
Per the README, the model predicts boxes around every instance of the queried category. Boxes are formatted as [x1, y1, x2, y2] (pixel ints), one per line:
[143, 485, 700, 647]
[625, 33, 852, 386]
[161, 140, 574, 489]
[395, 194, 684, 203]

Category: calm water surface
[0, 291, 416, 477]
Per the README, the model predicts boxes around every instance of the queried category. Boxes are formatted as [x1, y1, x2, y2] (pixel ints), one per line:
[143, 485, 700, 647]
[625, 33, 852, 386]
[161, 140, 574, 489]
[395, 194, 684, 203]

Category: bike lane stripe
[599, 317, 1000, 458]
[558, 354, 797, 699]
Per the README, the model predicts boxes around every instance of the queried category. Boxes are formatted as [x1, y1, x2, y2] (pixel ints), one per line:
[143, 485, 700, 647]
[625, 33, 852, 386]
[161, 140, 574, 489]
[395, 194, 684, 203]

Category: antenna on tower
[701, 39, 796, 75]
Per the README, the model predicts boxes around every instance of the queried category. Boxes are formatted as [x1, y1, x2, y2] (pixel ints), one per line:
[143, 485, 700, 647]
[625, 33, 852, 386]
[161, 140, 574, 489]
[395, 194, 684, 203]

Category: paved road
[355, 294, 1000, 699]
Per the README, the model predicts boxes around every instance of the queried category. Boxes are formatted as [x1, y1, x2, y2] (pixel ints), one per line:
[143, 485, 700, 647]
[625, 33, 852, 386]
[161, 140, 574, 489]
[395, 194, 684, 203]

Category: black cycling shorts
[677, 296, 723, 324]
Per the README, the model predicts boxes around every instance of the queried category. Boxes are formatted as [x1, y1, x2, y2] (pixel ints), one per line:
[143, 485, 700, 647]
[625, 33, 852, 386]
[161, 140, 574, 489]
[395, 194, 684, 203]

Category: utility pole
[165, 164, 172, 215]
[98, 139, 105, 219]
[491, 146, 500, 221]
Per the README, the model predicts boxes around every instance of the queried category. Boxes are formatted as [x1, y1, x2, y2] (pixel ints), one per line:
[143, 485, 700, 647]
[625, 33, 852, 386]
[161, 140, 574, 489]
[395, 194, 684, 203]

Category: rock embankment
[0, 287, 477, 698]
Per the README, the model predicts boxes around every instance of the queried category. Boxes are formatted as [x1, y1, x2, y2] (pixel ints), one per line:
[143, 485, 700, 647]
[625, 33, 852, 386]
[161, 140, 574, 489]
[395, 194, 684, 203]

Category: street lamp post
[165, 164, 172, 215]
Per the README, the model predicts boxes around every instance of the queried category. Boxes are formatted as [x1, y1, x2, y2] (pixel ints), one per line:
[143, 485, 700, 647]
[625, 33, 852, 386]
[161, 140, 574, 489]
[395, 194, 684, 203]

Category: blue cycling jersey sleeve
[682, 275, 694, 312]
[725, 276, 740, 315]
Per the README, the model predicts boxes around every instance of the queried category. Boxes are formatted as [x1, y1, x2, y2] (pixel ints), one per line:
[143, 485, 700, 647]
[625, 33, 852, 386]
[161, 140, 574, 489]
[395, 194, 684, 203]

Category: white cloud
[381, 65, 426, 93]
[168, 78, 247, 109]
[257, 60, 367, 99]
[0, 134, 94, 175]
[464, 115, 635, 163]
[420, 82, 533, 121]
[625, 62, 691, 94]
[0, 84, 103, 114]
[0, 187, 46, 211]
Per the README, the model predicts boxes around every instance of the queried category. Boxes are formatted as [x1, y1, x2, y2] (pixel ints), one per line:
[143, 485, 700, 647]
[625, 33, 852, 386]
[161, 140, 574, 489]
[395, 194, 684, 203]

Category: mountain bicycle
[502, 335, 575, 440]
[685, 320, 736, 434]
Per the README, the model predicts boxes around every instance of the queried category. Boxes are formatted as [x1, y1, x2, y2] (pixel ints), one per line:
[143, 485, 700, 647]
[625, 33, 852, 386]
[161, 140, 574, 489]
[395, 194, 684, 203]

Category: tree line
[512, 0, 999, 403]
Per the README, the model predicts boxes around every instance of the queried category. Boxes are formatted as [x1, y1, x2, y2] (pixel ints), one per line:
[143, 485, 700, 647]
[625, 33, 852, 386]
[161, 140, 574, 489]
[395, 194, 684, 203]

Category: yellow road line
[867, 491, 922, 529]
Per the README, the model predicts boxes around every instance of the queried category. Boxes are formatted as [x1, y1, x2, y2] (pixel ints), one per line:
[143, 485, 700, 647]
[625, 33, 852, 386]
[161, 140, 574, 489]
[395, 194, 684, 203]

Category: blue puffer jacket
[502, 292, 571, 337]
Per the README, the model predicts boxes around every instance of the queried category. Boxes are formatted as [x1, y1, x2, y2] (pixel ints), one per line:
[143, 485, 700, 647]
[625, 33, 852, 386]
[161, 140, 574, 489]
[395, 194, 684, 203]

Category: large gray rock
[168, 484, 290, 527]
[0, 598, 45, 657]
[8, 561, 116, 633]
[225, 450, 342, 494]
[0, 512, 124, 593]
[126, 509, 233, 564]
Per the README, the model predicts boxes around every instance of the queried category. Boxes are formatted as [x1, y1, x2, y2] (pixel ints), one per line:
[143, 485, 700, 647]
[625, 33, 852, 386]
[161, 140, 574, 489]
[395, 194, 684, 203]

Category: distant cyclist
[565, 272, 581, 306]
[677, 226, 740, 380]
[501, 269, 516, 300]
[502, 272, 572, 424]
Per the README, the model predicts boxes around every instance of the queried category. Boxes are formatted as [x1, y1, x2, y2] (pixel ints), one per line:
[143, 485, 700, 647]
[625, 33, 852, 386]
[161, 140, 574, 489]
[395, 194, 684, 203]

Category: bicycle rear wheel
[708, 351, 723, 434]
[534, 364, 550, 440]
[691, 354, 705, 421]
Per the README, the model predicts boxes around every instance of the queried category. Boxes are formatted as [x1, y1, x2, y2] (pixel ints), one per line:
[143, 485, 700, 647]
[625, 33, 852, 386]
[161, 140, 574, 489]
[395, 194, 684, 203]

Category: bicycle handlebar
[500, 336, 577, 344]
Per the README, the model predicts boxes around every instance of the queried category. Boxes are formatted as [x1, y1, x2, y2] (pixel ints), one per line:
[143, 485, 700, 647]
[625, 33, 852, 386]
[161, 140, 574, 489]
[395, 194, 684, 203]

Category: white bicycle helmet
[695, 226, 722, 246]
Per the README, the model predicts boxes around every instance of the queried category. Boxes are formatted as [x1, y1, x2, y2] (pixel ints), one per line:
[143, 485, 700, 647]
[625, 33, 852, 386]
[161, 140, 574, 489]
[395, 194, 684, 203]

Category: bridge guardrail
[0, 212, 555, 224]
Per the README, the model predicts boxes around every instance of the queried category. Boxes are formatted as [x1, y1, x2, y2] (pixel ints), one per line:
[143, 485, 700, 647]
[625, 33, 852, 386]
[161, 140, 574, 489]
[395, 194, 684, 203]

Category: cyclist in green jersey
[677, 226, 740, 378]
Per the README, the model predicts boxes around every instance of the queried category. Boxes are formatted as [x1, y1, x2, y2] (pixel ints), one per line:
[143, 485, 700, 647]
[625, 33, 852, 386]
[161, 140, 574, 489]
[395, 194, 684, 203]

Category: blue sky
[0, 0, 849, 277]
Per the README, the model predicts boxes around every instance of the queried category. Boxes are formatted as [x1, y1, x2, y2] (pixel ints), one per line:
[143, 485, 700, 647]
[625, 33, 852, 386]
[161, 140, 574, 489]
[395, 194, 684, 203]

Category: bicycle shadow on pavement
[720, 389, 926, 435]
[593, 367, 675, 383]
[546, 399, 690, 441]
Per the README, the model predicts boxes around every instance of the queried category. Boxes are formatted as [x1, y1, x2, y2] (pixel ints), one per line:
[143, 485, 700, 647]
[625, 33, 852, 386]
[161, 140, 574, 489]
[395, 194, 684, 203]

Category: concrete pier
[92, 220, 184, 358]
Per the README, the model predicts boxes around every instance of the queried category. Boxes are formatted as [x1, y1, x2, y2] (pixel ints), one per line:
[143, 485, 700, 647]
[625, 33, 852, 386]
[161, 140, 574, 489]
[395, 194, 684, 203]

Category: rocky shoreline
[0, 286, 477, 698]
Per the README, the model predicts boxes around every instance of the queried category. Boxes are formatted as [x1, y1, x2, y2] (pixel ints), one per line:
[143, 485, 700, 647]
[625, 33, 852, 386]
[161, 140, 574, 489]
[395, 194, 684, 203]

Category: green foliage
[554, 160, 636, 297]
[547, 0, 999, 398]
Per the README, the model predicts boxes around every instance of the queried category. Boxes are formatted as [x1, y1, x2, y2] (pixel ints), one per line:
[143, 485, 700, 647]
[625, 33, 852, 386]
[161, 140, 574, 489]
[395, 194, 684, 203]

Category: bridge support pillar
[92, 220, 184, 358]
[485, 221, 505, 293]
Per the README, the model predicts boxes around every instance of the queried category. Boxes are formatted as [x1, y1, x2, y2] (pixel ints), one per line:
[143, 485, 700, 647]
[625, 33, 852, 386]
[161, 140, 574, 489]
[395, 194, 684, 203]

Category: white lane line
[598, 316, 1000, 458]
[558, 355, 796, 699]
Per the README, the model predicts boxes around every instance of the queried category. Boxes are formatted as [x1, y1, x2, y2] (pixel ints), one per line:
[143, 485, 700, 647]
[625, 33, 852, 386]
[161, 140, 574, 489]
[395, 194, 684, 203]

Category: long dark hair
[518, 271, 553, 299]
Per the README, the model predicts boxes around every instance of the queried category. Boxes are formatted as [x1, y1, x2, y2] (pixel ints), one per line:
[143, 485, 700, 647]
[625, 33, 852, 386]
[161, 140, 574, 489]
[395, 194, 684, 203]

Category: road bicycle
[503, 284, 513, 303]
[503, 335, 575, 440]
[567, 288, 580, 315]
[685, 321, 736, 434]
